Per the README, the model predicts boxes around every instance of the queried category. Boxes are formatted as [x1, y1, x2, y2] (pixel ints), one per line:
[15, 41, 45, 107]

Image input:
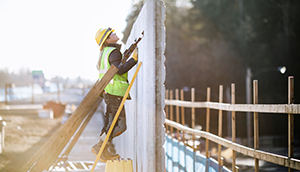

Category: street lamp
[279, 66, 286, 74]
[245, 66, 286, 147]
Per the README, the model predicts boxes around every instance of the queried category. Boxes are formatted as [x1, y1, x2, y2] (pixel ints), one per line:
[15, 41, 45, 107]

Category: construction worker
[91, 27, 138, 162]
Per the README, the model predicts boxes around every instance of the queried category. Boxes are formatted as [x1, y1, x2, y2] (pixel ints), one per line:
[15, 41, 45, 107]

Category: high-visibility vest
[99, 47, 129, 98]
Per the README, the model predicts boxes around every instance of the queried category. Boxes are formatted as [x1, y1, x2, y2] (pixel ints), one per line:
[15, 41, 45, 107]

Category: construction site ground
[0, 110, 107, 172]
[0, 88, 106, 172]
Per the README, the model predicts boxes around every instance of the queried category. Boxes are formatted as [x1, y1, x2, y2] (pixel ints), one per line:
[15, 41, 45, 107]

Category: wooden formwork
[165, 76, 300, 171]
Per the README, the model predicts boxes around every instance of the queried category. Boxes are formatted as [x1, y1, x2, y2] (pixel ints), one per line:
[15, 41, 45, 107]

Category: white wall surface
[113, 0, 166, 171]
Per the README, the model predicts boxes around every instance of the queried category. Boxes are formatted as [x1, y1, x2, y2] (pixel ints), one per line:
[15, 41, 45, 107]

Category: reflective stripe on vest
[99, 47, 129, 97]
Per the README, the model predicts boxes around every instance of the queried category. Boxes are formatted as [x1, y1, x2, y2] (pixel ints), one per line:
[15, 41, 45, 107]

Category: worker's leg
[91, 94, 123, 161]
[99, 95, 126, 139]
[103, 93, 127, 141]
[91, 93, 127, 161]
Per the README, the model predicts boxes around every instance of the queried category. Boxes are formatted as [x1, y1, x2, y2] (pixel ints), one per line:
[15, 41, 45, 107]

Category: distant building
[32, 70, 45, 89]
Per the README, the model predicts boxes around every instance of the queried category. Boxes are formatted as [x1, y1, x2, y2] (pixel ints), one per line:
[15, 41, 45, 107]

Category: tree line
[122, 0, 300, 139]
[0, 68, 93, 88]
[0, 68, 32, 87]
[123, 0, 300, 103]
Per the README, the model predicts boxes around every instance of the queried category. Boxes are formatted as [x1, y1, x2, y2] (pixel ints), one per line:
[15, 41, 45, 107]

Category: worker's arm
[109, 49, 137, 75]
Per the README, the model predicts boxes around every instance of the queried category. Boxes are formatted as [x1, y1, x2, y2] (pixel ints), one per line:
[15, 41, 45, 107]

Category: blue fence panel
[165, 135, 231, 172]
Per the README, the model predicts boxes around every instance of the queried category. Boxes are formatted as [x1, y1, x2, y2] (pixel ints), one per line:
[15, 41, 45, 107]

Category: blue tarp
[165, 135, 231, 172]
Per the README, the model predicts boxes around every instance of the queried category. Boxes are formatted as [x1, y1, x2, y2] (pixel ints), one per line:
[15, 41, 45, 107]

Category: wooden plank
[231, 84, 236, 172]
[80, 162, 89, 170]
[253, 80, 259, 172]
[176, 89, 180, 140]
[164, 119, 300, 171]
[26, 65, 119, 172]
[165, 90, 169, 134]
[288, 76, 294, 172]
[49, 99, 100, 171]
[164, 100, 300, 114]
[180, 89, 185, 144]
[191, 88, 195, 150]
[170, 90, 174, 137]
[68, 162, 77, 171]
[63, 98, 101, 157]
[206, 87, 210, 158]
[218, 85, 223, 165]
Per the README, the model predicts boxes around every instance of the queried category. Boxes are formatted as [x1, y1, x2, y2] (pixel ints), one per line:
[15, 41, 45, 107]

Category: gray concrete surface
[114, 1, 166, 171]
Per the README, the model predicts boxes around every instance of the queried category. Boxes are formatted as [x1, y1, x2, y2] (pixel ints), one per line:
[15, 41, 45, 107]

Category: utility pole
[5, 84, 8, 105]
[31, 83, 34, 104]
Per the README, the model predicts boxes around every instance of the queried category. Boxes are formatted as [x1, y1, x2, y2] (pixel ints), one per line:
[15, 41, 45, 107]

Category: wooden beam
[191, 88, 195, 151]
[180, 89, 185, 144]
[49, 98, 101, 171]
[231, 84, 236, 172]
[170, 90, 174, 138]
[253, 80, 259, 172]
[165, 90, 169, 134]
[218, 85, 223, 165]
[165, 100, 300, 114]
[288, 76, 294, 172]
[62, 98, 101, 157]
[176, 89, 180, 140]
[206, 87, 210, 158]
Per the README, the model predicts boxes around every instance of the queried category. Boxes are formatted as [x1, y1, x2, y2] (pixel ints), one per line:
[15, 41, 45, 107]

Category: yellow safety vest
[99, 47, 129, 98]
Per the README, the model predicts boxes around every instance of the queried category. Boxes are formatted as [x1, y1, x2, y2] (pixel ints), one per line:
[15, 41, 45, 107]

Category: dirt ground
[0, 113, 62, 172]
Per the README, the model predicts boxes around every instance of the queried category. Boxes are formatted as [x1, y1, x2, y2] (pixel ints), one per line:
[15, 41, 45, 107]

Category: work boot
[91, 140, 120, 162]
[108, 142, 117, 155]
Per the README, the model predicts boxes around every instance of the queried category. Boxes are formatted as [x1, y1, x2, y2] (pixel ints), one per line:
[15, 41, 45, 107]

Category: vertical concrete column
[114, 0, 166, 172]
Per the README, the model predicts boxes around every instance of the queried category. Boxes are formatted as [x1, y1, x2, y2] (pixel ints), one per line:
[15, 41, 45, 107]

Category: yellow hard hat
[95, 27, 115, 50]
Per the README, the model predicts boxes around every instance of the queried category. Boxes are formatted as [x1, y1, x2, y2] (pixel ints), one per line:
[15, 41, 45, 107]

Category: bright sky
[0, 0, 134, 81]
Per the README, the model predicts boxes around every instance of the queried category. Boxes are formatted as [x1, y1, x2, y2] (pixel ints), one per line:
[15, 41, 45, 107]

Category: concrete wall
[113, 0, 166, 171]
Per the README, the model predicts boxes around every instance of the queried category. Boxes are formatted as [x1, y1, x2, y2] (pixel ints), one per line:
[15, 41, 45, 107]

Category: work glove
[132, 48, 138, 62]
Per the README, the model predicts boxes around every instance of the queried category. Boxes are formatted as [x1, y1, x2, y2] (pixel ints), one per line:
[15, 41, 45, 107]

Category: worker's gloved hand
[132, 48, 138, 62]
